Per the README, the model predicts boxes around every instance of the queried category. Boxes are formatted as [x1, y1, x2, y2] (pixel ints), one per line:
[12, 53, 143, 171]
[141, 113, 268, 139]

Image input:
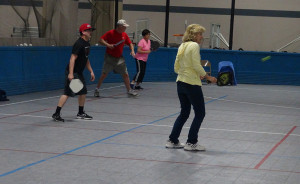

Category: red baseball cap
[79, 23, 96, 32]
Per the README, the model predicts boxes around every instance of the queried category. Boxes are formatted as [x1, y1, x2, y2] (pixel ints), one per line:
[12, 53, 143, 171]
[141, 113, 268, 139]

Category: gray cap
[117, 19, 129, 27]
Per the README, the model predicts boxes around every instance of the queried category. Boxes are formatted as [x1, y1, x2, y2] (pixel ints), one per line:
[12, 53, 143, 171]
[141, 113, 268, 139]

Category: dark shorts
[64, 72, 87, 97]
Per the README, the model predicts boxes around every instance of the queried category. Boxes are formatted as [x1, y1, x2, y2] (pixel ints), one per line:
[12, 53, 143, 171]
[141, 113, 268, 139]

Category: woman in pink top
[131, 29, 151, 90]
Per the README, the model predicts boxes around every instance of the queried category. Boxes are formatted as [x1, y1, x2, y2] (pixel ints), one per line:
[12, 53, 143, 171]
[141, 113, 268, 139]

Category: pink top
[135, 39, 151, 62]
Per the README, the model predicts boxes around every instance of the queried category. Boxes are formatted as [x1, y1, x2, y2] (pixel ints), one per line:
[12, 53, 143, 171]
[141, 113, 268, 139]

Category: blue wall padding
[201, 49, 300, 85]
[0, 46, 299, 96]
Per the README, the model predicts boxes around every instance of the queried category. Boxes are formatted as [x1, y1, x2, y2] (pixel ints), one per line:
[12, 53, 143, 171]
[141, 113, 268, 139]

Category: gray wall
[122, 0, 300, 52]
[0, 0, 299, 52]
[0, 0, 80, 46]
[0, 0, 120, 46]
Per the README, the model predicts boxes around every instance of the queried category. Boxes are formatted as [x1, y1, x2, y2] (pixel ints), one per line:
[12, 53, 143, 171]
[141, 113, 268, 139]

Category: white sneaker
[184, 143, 206, 151]
[94, 89, 100, 97]
[165, 140, 184, 149]
[127, 89, 138, 96]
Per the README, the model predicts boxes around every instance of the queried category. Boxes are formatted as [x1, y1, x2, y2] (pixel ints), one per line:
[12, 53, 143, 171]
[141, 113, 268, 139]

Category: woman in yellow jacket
[166, 24, 217, 151]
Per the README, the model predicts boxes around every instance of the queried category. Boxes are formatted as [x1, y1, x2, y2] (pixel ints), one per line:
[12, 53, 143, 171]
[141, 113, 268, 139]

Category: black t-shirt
[66, 37, 90, 74]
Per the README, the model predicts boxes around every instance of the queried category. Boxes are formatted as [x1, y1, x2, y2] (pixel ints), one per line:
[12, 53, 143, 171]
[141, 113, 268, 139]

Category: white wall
[0, 0, 299, 51]
[122, 0, 300, 52]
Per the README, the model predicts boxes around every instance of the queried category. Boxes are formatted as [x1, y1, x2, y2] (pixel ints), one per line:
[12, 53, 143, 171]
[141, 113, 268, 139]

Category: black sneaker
[52, 113, 64, 122]
[94, 89, 100, 97]
[134, 85, 143, 90]
[77, 112, 93, 120]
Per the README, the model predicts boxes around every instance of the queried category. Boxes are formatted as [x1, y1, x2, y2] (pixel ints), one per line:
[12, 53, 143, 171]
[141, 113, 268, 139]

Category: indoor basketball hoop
[173, 34, 184, 45]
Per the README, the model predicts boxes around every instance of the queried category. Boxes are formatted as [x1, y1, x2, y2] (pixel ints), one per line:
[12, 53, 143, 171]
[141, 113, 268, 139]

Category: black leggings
[133, 59, 147, 83]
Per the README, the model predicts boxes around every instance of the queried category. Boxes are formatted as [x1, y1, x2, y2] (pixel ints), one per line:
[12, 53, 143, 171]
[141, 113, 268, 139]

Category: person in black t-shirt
[52, 23, 96, 122]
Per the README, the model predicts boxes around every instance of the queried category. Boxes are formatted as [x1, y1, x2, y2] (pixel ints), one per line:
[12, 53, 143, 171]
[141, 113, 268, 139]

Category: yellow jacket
[174, 41, 207, 86]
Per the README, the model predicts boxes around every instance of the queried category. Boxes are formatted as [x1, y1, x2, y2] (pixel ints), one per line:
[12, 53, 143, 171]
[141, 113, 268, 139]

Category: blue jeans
[169, 81, 206, 144]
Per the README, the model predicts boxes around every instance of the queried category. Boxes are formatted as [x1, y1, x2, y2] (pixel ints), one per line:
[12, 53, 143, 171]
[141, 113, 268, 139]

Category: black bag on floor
[0, 89, 9, 101]
[218, 61, 237, 86]
[217, 72, 233, 86]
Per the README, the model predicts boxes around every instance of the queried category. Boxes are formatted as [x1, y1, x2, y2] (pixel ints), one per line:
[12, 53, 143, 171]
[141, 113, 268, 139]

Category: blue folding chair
[218, 61, 237, 85]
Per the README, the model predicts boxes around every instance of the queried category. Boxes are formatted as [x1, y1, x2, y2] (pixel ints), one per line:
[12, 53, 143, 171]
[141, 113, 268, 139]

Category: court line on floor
[0, 109, 51, 120]
[0, 147, 299, 174]
[0, 95, 227, 178]
[1, 120, 299, 145]
[0, 85, 124, 107]
[193, 84, 300, 93]
[220, 86, 300, 93]
[1, 113, 299, 137]
[254, 126, 297, 169]
[75, 120, 300, 137]
[100, 142, 300, 160]
[0, 112, 176, 177]
[3, 141, 300, 164]
[206, 97, 300, 110]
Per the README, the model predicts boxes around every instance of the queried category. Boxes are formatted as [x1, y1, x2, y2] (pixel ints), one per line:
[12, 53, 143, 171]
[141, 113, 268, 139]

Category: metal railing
[11, 27, 39, 38]
[149, 30, 164, 46]
[276, 35, 300, 52]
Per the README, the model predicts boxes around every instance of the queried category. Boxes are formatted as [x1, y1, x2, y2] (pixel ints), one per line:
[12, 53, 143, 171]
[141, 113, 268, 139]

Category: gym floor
[0, 82, 299, 184]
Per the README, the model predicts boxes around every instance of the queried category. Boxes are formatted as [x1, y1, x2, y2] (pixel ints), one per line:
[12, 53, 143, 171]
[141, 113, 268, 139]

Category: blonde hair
[182, 24, 206, 42]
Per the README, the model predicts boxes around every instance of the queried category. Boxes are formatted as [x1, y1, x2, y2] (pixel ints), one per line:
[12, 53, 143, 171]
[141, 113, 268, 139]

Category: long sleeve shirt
[174, 41, 207, 86]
